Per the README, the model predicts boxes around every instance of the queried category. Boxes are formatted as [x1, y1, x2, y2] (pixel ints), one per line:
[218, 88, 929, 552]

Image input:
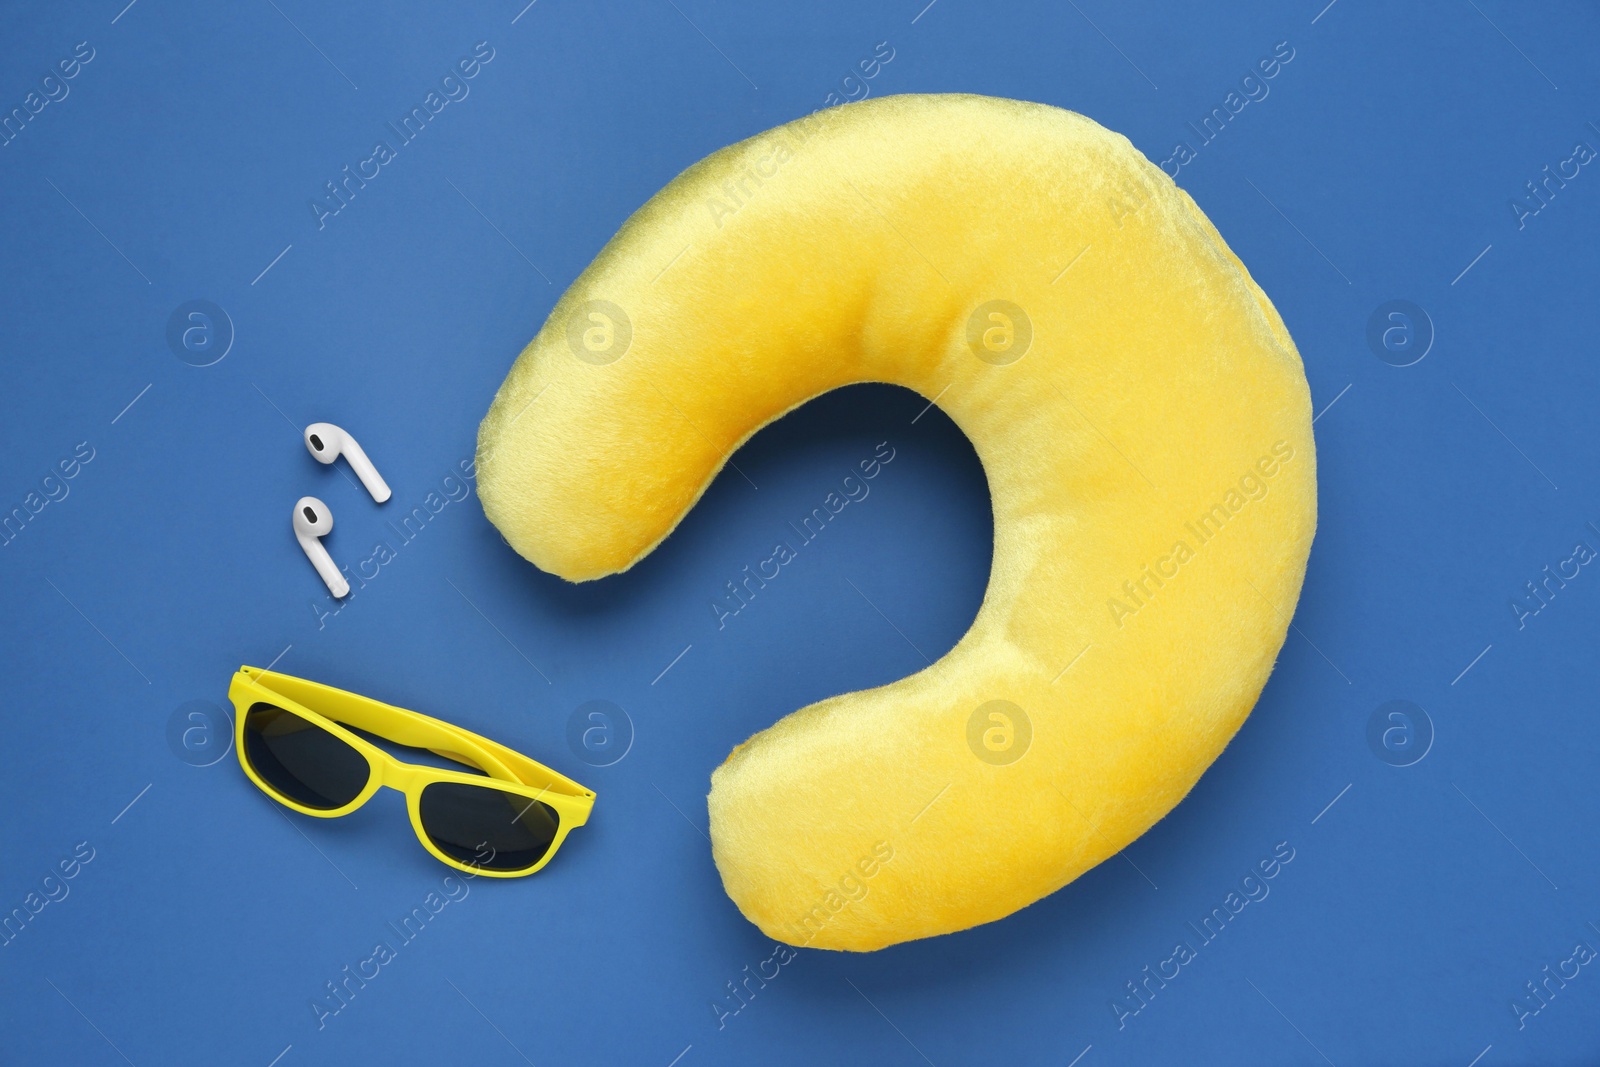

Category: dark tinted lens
[243, 702, 370, 810]
[418, 782, 560, 872]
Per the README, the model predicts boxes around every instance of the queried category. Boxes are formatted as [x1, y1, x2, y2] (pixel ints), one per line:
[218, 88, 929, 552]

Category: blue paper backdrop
[2, 1, 1598, 1064]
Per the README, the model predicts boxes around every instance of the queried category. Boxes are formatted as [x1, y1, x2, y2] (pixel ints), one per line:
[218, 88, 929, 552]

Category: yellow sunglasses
[228, 666, 595, 878]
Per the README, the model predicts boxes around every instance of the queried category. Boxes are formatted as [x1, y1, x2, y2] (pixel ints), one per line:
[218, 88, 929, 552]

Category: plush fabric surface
[476, 94, 1317, 951]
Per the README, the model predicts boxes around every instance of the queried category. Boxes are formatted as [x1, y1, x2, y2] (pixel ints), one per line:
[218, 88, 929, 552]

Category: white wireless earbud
[293, 496, 349, 598]
[304, 422, 391, 503]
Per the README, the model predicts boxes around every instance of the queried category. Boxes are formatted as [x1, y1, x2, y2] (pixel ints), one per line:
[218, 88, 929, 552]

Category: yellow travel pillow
[476, 94, 1316, 951]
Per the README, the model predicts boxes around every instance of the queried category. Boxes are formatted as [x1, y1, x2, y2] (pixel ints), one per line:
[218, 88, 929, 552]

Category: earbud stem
[343, 440, 391, 503]
[298, 532, 349, 597]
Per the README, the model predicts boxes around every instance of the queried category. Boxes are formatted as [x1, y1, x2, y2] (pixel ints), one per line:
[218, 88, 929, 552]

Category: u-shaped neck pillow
[477, 94, 1317, 951]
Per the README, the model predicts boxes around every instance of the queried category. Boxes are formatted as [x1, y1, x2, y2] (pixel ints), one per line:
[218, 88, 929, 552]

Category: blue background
[2, 1, 1597, 1064]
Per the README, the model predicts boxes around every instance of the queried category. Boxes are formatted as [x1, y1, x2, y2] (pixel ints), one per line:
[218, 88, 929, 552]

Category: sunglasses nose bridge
[373, 756, 427, 795]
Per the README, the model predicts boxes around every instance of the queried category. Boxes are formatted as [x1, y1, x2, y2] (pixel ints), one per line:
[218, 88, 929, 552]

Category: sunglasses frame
[228, 666, 594, 878]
